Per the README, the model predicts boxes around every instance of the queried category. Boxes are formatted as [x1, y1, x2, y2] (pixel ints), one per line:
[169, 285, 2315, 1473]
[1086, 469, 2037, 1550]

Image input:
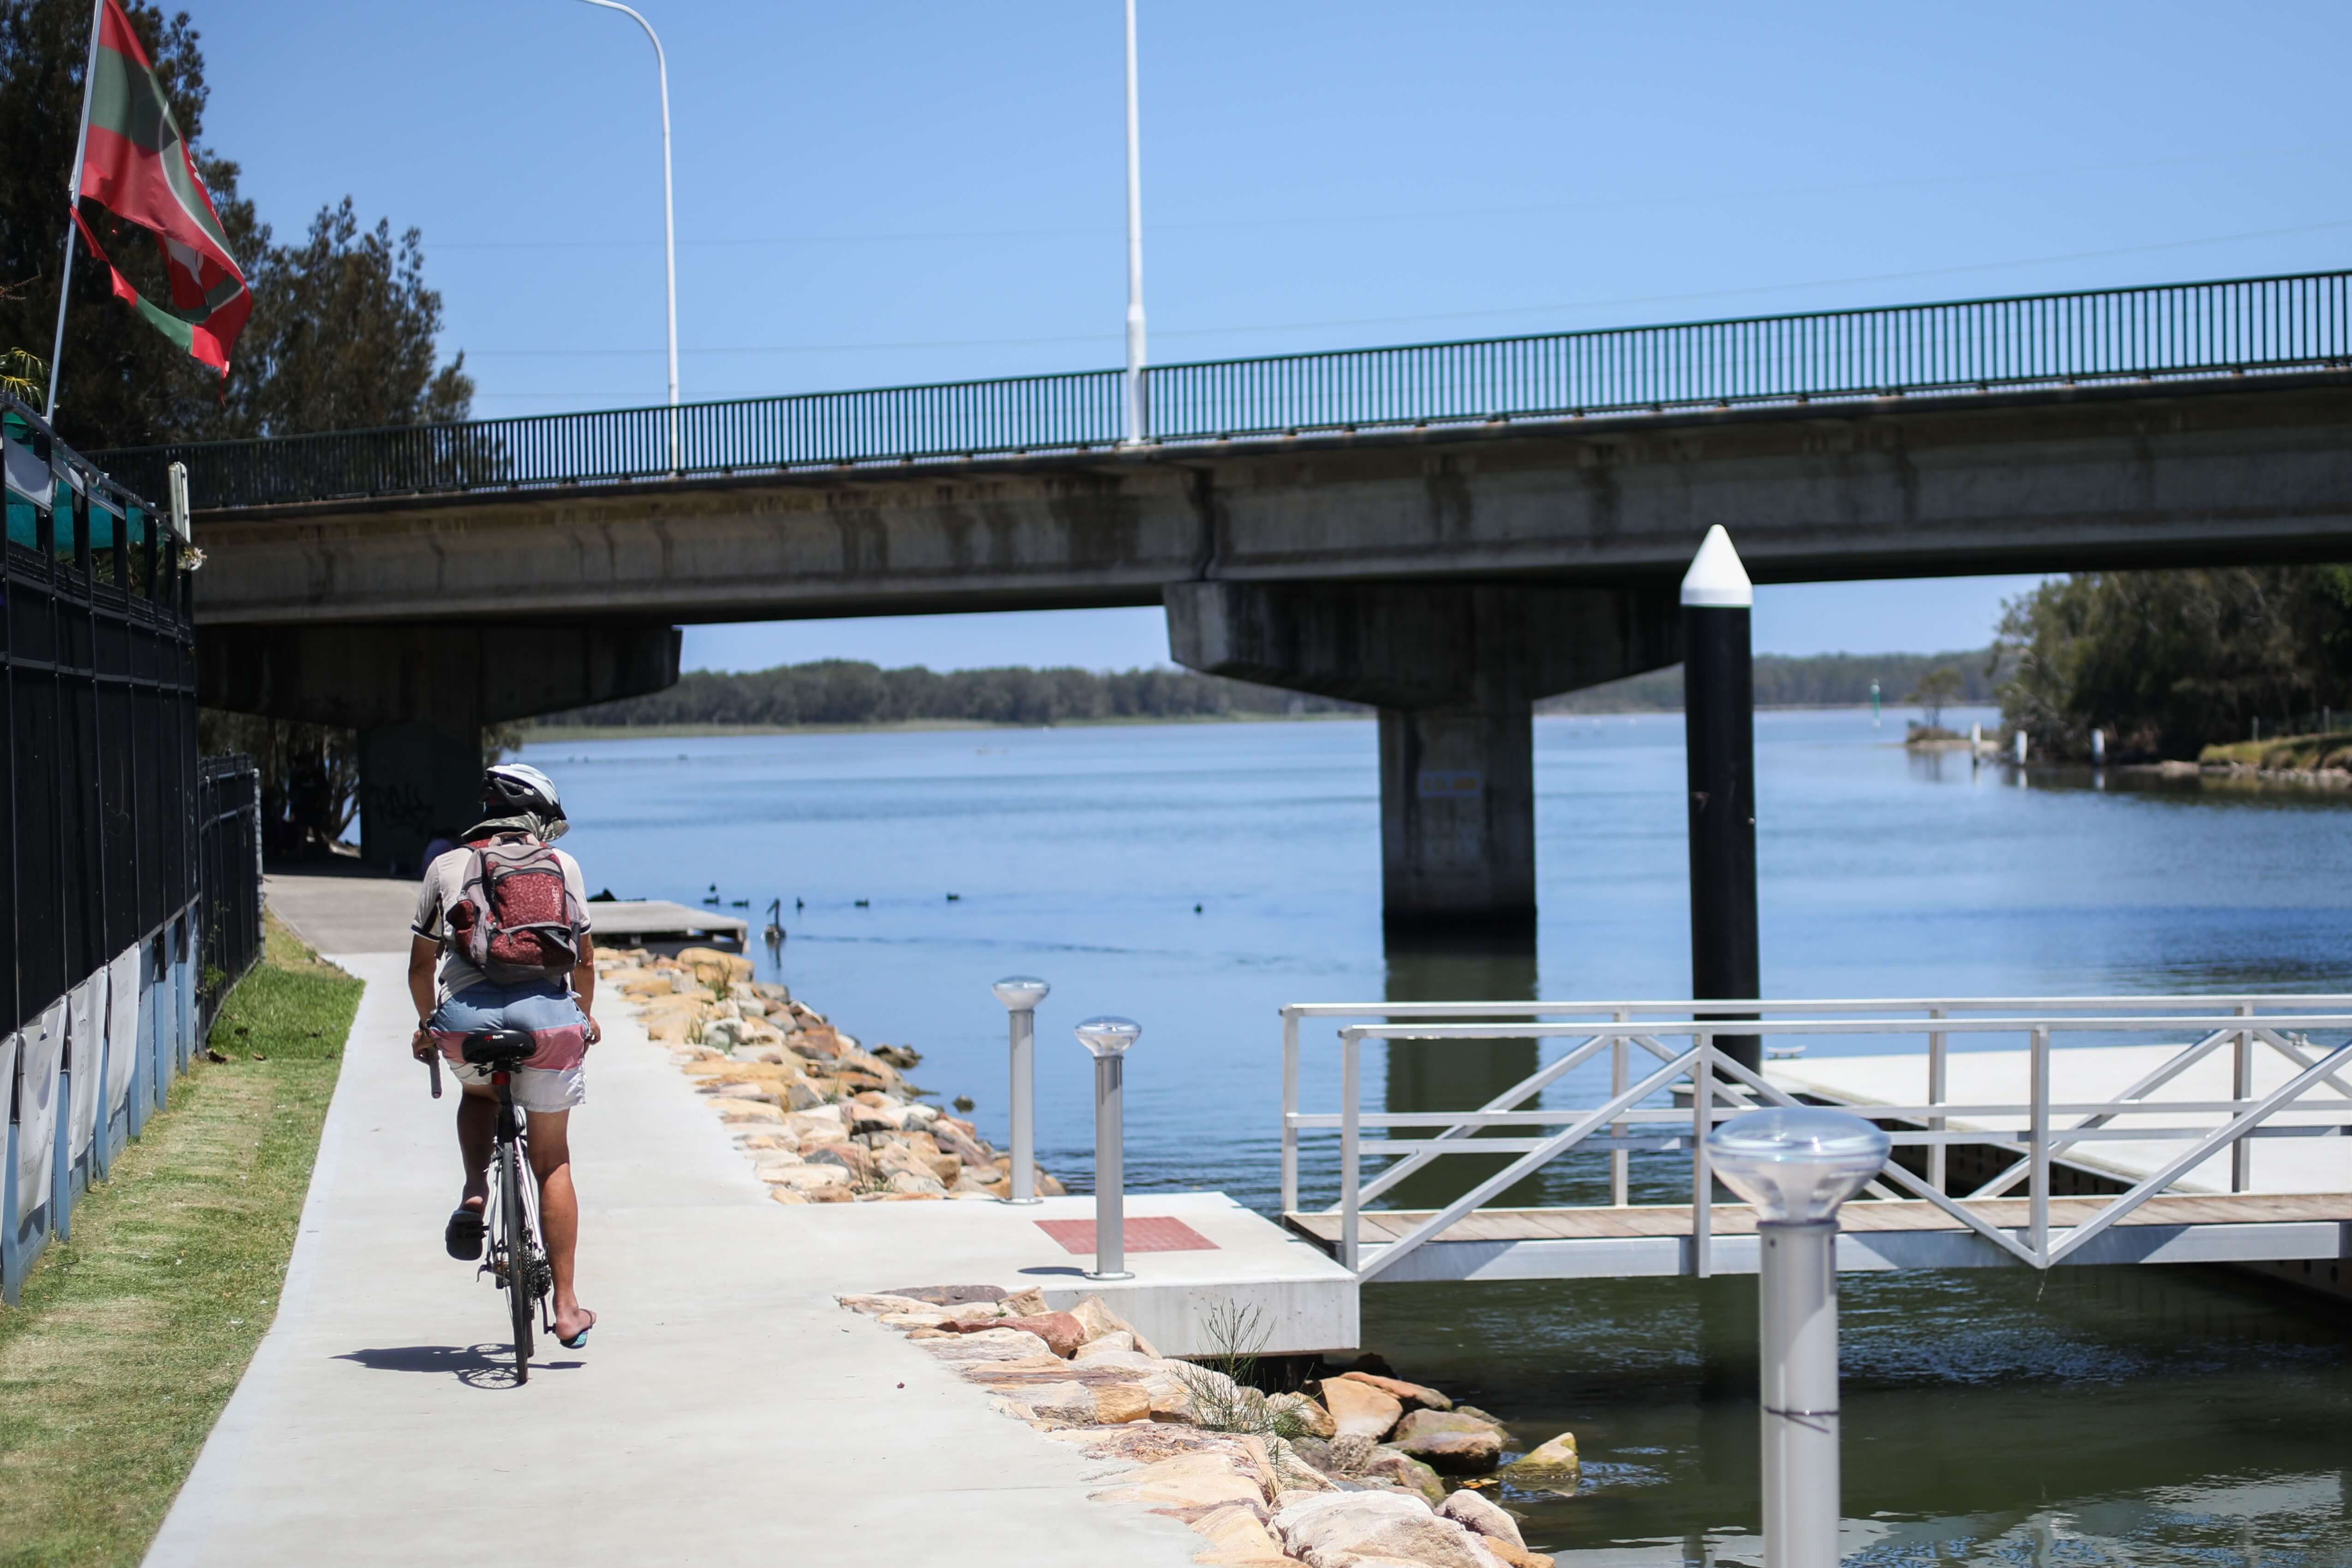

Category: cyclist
[408, 762, 601, 1348]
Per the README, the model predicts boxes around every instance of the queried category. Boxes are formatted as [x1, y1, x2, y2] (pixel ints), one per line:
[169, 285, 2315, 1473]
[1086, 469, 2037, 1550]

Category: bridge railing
[95, 269, 2352, 510]
[1278, 996, 2352, 1278]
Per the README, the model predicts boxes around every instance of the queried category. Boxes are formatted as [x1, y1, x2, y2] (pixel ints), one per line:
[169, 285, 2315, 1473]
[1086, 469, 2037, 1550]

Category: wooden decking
[1284, 1192, 2352, 1250]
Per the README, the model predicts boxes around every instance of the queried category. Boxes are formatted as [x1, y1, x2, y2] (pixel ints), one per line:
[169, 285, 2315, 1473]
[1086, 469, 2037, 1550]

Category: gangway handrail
[1278, 998, 2352, 1280]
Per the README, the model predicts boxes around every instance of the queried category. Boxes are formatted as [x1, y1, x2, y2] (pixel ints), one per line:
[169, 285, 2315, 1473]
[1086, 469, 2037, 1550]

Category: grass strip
[0, 913, 361, 1568]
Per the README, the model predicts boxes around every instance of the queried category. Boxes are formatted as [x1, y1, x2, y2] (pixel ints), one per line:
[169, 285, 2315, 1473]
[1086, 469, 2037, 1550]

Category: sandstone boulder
[879, 1285, 1008, 1306]
[1496, 1432, 1578, 1496]
[1392, 1409, 1506, 1473]
[1322, 1376, 1405, 1441]
[837, 1293, 940, 1316]
[1068, 1295, 1161, 1358]
[1089, 1447, 1273, 1514]
[1361, 1446, 1449, 1505]
[1332, 1370, 1455, 1412]
[1269, 1391, 1338, 1439]
[886, 1169, 949, 1196]
[770, 1165, 850, 1193]
[1270, 1490, 1505, 1568]
[714, 1100, 784, 1123]
[1188, 1502, 1293, 1567]
[1437, 1490, 1526, 1551]
[947, 1311, 1084, 1357]
[1093, 1383, 1153, 1424]
[918, 1329, 1055, 1363]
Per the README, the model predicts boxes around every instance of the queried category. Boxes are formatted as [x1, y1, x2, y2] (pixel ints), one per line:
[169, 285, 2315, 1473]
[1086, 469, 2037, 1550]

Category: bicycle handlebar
[427, 1050, 443, 1099]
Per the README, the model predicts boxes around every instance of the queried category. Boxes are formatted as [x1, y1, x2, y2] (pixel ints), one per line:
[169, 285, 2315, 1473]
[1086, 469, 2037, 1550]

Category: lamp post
[1120, 0, 1148, 446]
[1074, 1015, 1140, 1280]
[1706, 1107, 1890, 1568]
[578, 0, 682, 473]
[992, 976, 1049, 1203]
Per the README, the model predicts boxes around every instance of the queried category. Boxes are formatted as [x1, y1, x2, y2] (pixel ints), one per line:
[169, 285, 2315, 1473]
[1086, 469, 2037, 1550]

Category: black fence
[94, 269, 2352, 509]
[3, 394, 211, 1037]
[195, 754, 262, 1032]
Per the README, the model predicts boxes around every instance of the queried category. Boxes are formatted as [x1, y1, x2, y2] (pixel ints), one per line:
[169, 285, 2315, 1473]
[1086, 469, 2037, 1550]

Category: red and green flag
[68, 0, 251, 376]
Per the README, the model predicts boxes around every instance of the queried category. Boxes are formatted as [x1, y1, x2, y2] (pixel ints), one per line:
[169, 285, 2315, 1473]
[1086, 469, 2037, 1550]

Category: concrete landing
[144, 950, 1206, 1568]
[778, 1190, 1358, 1356]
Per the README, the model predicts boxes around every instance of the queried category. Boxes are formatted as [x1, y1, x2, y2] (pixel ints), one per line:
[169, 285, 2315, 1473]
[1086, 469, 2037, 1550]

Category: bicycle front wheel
[499, 1137, 533, 1383]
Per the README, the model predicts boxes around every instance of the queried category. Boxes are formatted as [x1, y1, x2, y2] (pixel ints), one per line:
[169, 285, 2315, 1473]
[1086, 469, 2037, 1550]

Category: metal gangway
[1277, 996, 2352, 1283]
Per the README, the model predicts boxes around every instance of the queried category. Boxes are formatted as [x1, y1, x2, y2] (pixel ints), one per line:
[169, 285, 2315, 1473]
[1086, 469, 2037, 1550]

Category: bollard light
[992, 976, 1049, 1204]
[1074, 1015, 1141, 1281]
[1707, 1107, 1890, 1568]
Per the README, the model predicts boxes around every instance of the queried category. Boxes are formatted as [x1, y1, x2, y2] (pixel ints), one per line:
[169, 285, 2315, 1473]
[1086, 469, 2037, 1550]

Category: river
[535, 707, 2352, 1565]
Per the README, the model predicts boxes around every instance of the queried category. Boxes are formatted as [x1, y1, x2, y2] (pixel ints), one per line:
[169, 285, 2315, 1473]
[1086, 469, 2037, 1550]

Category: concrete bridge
[110, 270, 2352, 912]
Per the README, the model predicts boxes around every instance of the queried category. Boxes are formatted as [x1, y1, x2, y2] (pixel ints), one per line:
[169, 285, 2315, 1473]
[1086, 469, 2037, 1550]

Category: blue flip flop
[558, 1310, 596, 1350]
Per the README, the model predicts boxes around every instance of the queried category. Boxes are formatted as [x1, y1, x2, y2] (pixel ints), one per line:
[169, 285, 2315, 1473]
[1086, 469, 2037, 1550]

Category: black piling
[1682, 526, 1761, 1073]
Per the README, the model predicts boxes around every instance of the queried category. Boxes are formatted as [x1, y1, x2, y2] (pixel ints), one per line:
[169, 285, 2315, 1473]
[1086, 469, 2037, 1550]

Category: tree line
[533, 650, 2011, 732]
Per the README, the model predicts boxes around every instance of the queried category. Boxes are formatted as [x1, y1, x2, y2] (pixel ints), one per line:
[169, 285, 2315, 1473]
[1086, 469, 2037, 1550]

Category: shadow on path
[333, 1344, 584, 1389]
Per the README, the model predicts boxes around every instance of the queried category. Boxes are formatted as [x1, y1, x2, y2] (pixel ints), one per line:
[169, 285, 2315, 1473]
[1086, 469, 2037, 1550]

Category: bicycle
[426, 1029, 553, 1384]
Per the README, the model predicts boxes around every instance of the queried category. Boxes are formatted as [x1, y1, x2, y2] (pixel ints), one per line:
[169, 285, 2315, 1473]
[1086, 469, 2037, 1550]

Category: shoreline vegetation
[0, 914, 360, 1568]
[522, 650, 2005, 739]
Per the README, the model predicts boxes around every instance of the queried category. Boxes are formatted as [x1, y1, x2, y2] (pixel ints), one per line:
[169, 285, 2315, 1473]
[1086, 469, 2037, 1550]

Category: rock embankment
[843, 1287, 1580, 1568]
[596, 946, 1064, 1203]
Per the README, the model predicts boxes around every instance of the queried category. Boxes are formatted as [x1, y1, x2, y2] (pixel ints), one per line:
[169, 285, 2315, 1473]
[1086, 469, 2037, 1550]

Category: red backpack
[445, 833, 585, 984]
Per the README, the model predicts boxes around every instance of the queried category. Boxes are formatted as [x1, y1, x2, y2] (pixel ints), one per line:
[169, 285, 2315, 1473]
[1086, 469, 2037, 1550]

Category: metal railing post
[1280, 1008, 1300, 1214]
[1340, 1029, 1361, 1274]
[1610, 1010, 1630, 1208]
[1928, 1007, 1948, 1192]
[2233, 1002, 2255, 1193]
[2029, 1026, 2050, 1266]
[1694, 1032, 1714, 1279]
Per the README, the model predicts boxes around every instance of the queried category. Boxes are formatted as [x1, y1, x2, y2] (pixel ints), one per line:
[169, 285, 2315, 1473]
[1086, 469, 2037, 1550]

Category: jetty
[1275, 997, 2352, 1287]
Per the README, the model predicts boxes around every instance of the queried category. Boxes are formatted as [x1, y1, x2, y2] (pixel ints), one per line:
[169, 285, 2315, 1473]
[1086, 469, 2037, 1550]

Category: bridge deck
[1282, 1195, 2352, 1281]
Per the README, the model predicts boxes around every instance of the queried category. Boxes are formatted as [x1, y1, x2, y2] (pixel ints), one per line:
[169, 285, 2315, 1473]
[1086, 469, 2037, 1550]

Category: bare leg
[527, 1109, 591, 1341]
[456, 1087, 496, 1213]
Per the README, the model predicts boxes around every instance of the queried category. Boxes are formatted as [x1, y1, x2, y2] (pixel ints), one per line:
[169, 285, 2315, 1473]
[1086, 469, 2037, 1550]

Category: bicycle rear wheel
[498, 1135, 533, 1383]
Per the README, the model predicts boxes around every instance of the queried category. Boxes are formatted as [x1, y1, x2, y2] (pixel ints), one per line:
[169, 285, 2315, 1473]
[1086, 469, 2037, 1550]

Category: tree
[0, 0, 469, 451]
[1995, 567, 2352, 759]
[1907, 665, 1965, 730]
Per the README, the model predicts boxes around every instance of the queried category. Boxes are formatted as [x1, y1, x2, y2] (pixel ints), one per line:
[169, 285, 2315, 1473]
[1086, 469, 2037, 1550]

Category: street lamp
[1074, 1015, 1141, 1280]
[992, 976, 1049, 1203]
[1706, 1107, 1890, 1568]
[1120, 0, 1147, 446]
[577, 0, 682, 474]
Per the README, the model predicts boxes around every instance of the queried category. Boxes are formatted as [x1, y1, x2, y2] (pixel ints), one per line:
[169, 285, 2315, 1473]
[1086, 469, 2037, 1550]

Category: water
[535, 708, 2352, 1563]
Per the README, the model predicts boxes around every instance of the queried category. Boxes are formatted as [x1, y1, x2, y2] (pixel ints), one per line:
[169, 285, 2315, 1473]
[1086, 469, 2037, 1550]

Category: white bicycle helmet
[482, 762, 566, 826]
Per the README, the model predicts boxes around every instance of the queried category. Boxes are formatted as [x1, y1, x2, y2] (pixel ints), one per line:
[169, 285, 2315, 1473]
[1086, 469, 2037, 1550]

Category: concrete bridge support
[1167, 580, 1679, 931]
[200, 621, 680, 871]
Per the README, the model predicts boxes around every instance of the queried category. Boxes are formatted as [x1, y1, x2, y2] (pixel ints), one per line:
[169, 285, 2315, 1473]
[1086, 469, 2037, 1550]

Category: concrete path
[147, 921, 1203, 1564]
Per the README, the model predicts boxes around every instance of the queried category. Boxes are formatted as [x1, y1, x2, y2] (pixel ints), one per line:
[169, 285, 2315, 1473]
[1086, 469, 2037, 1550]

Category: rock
[1074, 1330, 1135, 1359]
[928, 1119, 994, 1166]
[785, 1080, 829, 1111]
[876, 1310, 953, 1329]
[998, 1311, 1086, 1357]
[1022, 1380, 1099, 1424]
[1089, 1449, 1273, 1514]
[1268, 1391, 1338, 1439]
[1392, 1409, 1506, 1473]
[714, 1100, 784, 1123]
[837, 1293, 941, 1316]
[919, 1329, 1054, 1362]
[886, 1169, 950, 1196]
[1143, 1370, 1199, 1422]
[1067, 1295, 1161, 1358]
[1188, 1501, 1293, 1567]
[750, 1155, 807, 1178]
[767, 1188, 810, 1204]
[999, 1287, 1050, 1317]
[881, 1285, 1006, 1306]
[1092, 1383, 1153, 1424]
[1333, 1370, 1454, 1412]
[1321, 1376, 1405, 1441]
[1361, 1446, 1449, 1505]
[1437, 1490, 1526, 1551]
[906, 1326, 953, 1340]
[1069, 1347, 1159, 1372]
[802, 1142, 875, 1179]
[769, 1165, 851, 1193]
[1270, 1490, 1505, 1568]
[1496, 1432, 1578, 1496]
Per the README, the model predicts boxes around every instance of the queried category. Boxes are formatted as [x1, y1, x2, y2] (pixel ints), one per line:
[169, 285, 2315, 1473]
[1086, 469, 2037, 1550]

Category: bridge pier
[1167, 580, 1678, 931]
[200, 621, 680, 871]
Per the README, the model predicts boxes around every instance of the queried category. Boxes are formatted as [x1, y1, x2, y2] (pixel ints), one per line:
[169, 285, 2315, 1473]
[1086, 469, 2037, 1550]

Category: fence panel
[1, 395, 261, 1304]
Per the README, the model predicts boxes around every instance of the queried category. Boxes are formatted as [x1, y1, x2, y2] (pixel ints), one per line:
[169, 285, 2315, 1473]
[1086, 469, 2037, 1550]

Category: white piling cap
[1680, 525, 1753, 609]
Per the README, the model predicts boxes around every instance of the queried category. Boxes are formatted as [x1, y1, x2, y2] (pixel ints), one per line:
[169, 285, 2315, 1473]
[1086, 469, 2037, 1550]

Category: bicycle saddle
[460, 1029, 537, 1068]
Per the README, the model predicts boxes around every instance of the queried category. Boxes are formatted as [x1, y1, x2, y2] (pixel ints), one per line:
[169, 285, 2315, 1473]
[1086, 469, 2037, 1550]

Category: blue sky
[181, 0, 2351, 669]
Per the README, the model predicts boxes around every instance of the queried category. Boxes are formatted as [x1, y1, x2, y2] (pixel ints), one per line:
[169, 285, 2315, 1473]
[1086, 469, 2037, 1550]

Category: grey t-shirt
[413, 843, 593, 1001]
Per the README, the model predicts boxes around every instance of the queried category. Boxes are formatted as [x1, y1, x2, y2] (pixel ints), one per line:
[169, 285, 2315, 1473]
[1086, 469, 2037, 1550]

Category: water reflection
[1380, 929, 1542, 1210]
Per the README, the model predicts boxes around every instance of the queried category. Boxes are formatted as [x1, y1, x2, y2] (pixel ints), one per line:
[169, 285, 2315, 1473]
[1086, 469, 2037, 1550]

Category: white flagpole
[1121, 0, 1147, 447]
[45, 0, 107, 420]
